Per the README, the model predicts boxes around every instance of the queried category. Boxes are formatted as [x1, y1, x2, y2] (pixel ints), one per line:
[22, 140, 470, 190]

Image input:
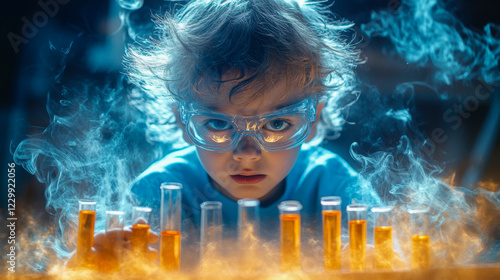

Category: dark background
[1, 0, 499, 239]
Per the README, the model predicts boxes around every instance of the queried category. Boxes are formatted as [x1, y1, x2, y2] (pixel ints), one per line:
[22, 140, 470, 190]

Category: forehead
[192, 74, 309, 115]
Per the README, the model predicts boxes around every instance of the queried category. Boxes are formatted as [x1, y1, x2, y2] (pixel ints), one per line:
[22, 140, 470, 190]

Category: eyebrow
[274, 100, 298, 110]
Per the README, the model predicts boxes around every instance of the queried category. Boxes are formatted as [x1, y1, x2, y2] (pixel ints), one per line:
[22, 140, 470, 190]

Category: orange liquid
[280, 214, 301, 271]
[374, 226, 393, 269]
[160, 230, 181, 271]
[349, 219, 367, 271]
[323, 210, 341, 270]
[77, 210, 96, 256]
[131, 224, 150, 259]
[412, 235, 430, 269]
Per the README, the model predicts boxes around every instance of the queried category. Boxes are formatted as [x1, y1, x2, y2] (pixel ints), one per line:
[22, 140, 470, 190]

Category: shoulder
[291, 144, 381, 205]
[289, 144, 357, 198]
[130, 146, 200, 199]
[295, 144, 356, 178]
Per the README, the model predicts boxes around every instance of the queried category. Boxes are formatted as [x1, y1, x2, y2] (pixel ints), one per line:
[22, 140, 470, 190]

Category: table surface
[3, 264, 500, 280]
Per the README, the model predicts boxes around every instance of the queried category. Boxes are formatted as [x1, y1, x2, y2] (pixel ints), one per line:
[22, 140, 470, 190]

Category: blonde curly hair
[125, 0, 361, 147]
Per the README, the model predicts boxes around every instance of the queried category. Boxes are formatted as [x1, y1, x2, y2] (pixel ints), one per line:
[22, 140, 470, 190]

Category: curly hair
[125, 0, 361, 147]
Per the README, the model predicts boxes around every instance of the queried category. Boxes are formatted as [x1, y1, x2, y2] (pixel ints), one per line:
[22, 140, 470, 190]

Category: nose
[232, 135, 261, 162]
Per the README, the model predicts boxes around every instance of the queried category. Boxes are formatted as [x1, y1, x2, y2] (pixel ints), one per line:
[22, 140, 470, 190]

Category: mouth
[230, 174, 267, 184]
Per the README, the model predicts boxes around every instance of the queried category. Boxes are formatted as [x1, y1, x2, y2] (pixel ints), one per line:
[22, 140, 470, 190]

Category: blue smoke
[13, 44, 169, 269]
[352, 0, 500, 263]
[362, 0, 499, 86]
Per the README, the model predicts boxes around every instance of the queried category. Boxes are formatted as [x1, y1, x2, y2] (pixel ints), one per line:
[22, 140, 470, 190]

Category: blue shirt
[130, 144, 381, 238]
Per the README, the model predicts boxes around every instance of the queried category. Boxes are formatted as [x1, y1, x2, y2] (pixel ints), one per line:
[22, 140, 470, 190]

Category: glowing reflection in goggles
[210, 135, 231, 143]
[264, 135, 284, 143]
[245, 122, 257, 131]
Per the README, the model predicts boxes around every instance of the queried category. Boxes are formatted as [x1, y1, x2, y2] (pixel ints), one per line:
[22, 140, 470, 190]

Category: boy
[121, 0, 381, 267]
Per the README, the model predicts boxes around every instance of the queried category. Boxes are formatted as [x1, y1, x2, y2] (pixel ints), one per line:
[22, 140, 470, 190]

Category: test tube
[409, 208, 431, 269]
[279, 200, 302, 271]
[347, 204, 367, 271]
[238, 199, 260, 269]
[160, 183, 182, 271]
[200, 201, 223, 260]
[104, 210, 125, 272]
[77, 200, 96, 258]
[105, 210, 125, 255]
[372, 206, 394, 269]
[130, 206, 152, 260]
[321, 196, 342, 270]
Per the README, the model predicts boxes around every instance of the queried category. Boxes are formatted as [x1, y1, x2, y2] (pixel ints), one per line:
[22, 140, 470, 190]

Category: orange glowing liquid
[323, 210, 341, 270]
[131, 224, 150, 259]
[280, 214, 301, 271]
[412, 235, 431, 269]
[349, 219, 367, 271]
[374, 226, 393, 269]
[160, 230, 181, 270]
[77, 210, 96, 256]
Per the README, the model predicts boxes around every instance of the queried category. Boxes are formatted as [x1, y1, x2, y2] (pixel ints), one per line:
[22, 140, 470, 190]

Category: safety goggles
[179, 98, 316, 152]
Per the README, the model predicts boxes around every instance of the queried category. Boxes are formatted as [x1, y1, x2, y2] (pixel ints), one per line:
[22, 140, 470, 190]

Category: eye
[263, 119, 290, 131]
[206, 119, 232, 131]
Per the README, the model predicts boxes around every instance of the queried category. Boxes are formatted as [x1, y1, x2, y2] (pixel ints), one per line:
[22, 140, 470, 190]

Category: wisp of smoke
[362, 0, 499, 87]
[12, 45, 168, 269]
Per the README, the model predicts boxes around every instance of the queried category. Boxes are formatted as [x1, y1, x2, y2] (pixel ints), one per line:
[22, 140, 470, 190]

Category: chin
[230, 187, 267, 200]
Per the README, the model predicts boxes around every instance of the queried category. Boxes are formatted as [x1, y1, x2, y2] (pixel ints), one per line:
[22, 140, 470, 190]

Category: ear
[306, 102, 325, 142]
[172, 105, 194, 145]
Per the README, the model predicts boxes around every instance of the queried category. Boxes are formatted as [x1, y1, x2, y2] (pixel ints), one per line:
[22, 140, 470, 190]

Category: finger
[148, 231, 159, 244]
[122, 228, 132, 242]
[123, 225, 158, 243]
[93, 231, 106, 251]
[103, 228, 125, 248]
[132, 218, 148, 225]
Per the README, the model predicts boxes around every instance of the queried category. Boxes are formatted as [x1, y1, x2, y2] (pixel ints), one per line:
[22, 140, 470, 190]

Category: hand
[65, 225, 159, 273]
[94, 226, 159, 262]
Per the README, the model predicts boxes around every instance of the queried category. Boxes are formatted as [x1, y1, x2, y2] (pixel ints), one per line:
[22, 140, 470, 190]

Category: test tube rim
[346, 204, 368, 212]
[238, 198, 260, 208]
[78, 200, 96, 211]
[320, 196, 342, 206]
[161, 182, 183, 190]
[201, 201, 222, 210]
[408, 207, 430, 214]
[78, 200, 96, 206]
[105, 210, 125, 216]
[278, 200, 303, 211]
[133, 206, 152, 213]
[371, 205, 394, 213]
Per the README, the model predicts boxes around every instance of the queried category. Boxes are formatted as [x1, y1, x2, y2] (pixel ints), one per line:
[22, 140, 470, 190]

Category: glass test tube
[238, 199, 260, 269]
[130, 206, 152, 260]
[200, 201, 223, 259]
[347, 204, 367, 271]
[77, 200, 96, 257]
[160, 183, 182, 271]
[372, 206, 394, 269]
[105, 210, 125, 255]
[321, 196, 342, 270]
[279, 201, 302, 271]
[103, 211, 125, 272]
[409, 208, 431, 269]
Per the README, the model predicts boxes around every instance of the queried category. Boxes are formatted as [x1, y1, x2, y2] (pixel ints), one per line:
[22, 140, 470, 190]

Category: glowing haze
[12, 0, 500, 273]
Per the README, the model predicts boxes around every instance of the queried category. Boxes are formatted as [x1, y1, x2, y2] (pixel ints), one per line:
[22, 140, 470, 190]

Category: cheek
[196, 149, 232, 178]
[268, 148, 301, 176]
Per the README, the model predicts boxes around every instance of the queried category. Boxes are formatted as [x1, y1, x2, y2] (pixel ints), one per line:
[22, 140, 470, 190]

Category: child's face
[180, 78, 322, 201]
